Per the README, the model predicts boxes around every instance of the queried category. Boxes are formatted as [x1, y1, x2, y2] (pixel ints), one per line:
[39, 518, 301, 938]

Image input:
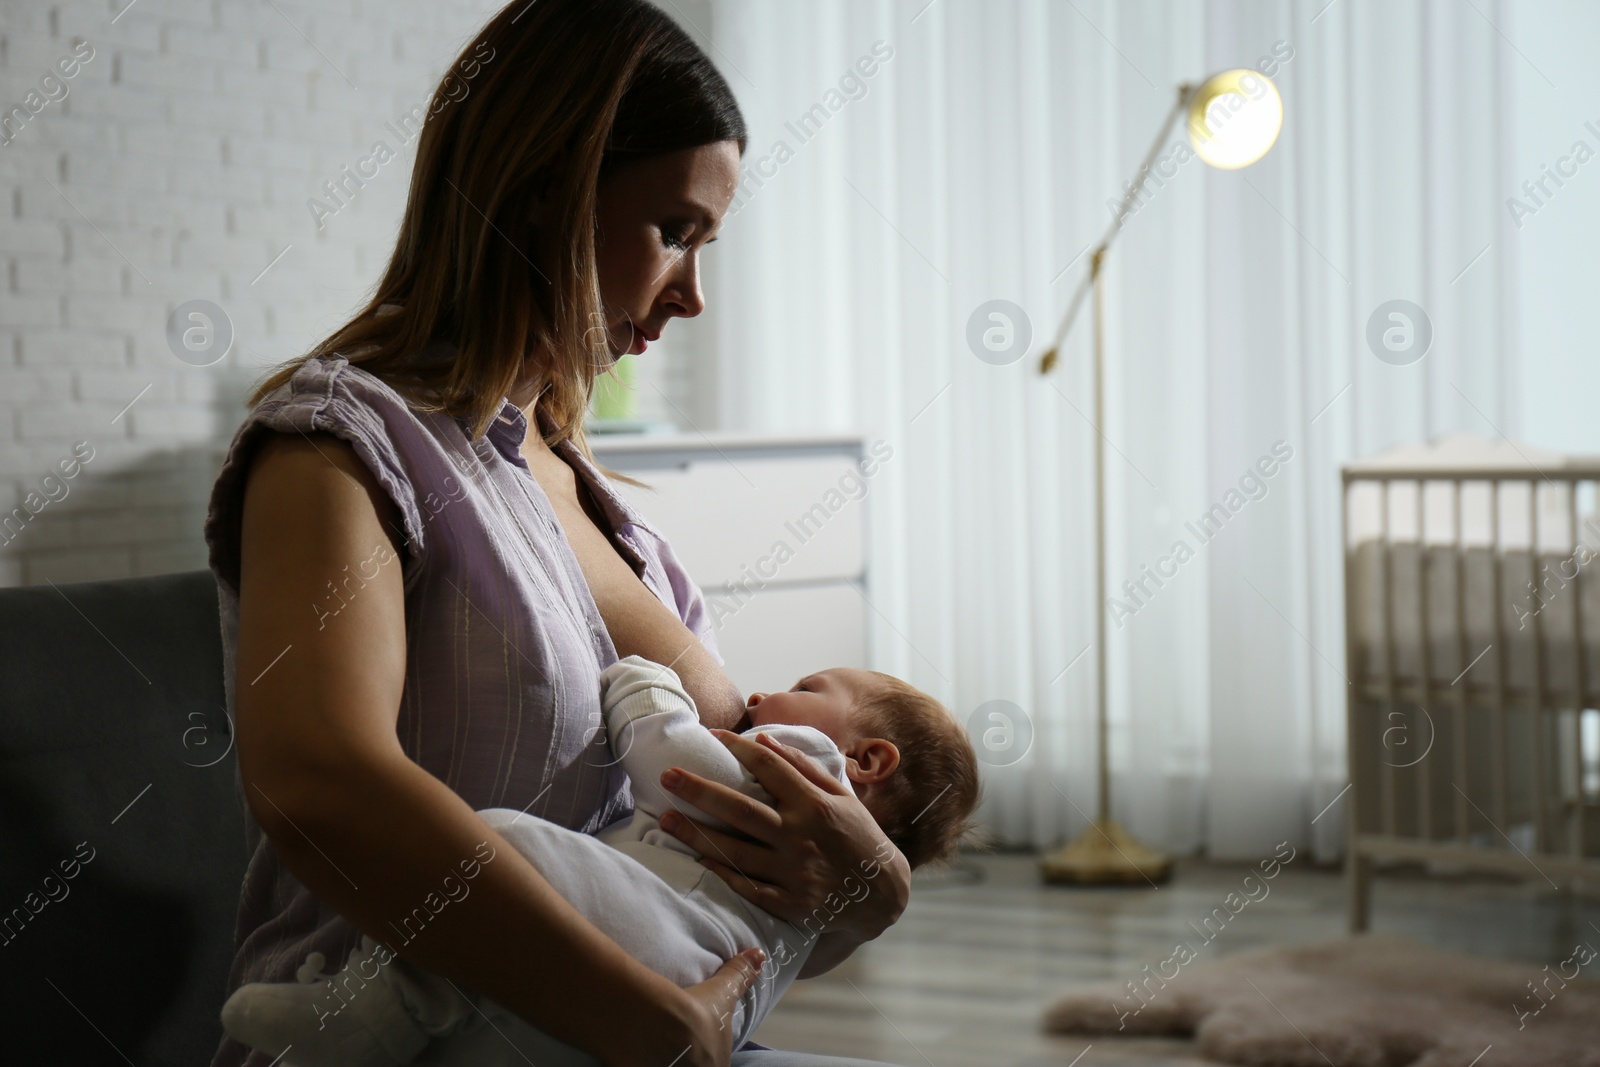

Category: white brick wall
[0, 0, 714, 589]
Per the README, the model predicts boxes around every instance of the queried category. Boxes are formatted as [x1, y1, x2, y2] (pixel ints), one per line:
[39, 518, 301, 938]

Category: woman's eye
[662, 226, 692, 250]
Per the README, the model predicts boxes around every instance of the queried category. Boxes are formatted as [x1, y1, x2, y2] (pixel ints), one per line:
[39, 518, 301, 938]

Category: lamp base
[1040, 818, 1174, 886]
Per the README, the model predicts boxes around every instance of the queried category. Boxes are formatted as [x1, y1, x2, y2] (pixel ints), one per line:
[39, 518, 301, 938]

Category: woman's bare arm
[234, 432, 757, 1067]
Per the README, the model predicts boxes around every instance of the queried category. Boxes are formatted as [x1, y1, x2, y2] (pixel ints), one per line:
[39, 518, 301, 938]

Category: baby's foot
[220, 941, 430, 1067]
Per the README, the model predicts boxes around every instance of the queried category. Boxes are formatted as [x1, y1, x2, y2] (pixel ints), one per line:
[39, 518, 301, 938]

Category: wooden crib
[1343, 434, 1600, 930]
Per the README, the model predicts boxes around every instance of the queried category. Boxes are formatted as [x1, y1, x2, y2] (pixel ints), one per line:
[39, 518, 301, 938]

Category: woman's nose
[662, 250, 706, 319]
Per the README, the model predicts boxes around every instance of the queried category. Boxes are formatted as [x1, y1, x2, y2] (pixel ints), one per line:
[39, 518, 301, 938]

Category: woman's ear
[845, 738, 900, 786]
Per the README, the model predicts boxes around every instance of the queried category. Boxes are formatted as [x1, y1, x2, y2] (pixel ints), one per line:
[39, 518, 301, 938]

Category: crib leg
[1346, 850, 1372, 933]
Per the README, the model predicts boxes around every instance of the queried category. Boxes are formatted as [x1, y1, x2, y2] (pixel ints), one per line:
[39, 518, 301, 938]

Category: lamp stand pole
[1038, 87, 1194, 887]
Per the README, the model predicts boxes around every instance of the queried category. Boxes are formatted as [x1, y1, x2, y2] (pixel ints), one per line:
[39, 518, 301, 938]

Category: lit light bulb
[1186, 69, 1283, 170]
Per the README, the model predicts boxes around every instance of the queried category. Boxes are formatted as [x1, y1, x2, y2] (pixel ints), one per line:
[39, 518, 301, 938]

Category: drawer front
[709, 582, 868, 695]
[606, 455, 867, 589]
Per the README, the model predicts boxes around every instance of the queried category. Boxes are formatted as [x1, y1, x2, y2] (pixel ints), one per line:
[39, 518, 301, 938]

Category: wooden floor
[751, 851, 1600, 1066]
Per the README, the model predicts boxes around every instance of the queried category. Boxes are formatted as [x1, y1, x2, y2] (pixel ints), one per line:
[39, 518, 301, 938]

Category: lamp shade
[1186, 68, 1283, 169]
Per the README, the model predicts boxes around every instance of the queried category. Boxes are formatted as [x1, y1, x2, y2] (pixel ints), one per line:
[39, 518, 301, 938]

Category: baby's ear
[845, 737, 900, 784]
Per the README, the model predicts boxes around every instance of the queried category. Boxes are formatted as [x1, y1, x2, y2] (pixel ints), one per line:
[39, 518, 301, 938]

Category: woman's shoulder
[255, 351, 423, 422]
[222, 352, 437, 486]
[204, 353, 439, 594]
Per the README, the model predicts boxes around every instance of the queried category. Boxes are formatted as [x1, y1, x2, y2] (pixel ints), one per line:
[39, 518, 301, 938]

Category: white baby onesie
[224, 654, 852, 1067]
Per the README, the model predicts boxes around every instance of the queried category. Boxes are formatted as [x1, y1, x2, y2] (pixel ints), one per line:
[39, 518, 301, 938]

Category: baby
[221, 654, 982, 1067]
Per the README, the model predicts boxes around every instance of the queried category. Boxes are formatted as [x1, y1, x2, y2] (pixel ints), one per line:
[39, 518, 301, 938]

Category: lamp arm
[1038, 83, 1194, 373]
[1098, 84, 1194, 251]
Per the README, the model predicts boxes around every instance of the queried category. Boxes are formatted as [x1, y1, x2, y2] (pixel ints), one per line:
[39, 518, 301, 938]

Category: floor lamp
[1038, 69, 1284, 885]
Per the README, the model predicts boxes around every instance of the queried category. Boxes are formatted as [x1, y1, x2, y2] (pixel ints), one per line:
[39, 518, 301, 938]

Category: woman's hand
[657, 730, 911, 944]
[681, 949, 766, 1067]
[606, 948, 765, 1067]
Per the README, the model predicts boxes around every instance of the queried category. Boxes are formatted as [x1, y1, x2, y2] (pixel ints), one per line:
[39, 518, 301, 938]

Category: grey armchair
[0, 570, 245, 1065]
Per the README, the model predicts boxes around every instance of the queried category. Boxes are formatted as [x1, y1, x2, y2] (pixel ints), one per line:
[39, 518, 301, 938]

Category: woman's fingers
[660, 811, 786, 880]
[682, 947, 767, 1056]
[709, 729, 843, 805]
[661, 766, 784, 840]
[698, 856, 787, 914]
[660, 730, 910, 944]
[703, 947, 766, 1008]
[750, 731, 852, 794]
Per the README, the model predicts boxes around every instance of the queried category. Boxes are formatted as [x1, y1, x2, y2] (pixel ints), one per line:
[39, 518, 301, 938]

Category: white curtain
[698, 0, 1517, 861]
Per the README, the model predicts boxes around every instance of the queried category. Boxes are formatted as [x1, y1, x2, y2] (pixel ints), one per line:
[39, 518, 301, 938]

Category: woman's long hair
[246, 0, 747, 459]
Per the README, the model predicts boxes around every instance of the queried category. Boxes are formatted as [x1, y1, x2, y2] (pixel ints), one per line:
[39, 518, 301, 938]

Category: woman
[201, 2, 910, 1065]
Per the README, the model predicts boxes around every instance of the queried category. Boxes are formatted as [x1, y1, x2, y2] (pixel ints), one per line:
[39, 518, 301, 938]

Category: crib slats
[1583, 711, 1595, 860]
[1489, 480, 1510, 833]
[1415, 480, 1432, 840]
[1569, 484, 1588, 861]
[1345, 466, 1599, 933]
[1380, 481, 1397, 838]
[1452, 479, 1470, 846]
[1342, 478, 1370, 932]
[1529, 482, 1548, 852]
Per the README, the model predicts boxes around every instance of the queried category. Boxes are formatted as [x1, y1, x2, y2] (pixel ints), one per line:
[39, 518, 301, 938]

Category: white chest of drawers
[590, 433, 875, 697]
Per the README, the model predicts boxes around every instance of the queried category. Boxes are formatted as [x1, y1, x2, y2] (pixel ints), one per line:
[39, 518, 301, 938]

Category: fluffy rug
[1043, 933, 1600, 1067]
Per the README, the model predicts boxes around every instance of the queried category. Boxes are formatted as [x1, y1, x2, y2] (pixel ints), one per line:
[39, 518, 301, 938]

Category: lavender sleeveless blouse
[202, 350, 720, 1067]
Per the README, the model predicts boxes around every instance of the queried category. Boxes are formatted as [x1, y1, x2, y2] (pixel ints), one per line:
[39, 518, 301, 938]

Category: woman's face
[592, 140, 741, 360]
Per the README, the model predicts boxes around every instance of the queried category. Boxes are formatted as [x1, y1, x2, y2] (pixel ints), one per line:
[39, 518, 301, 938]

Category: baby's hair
[852, 673, 982, 869]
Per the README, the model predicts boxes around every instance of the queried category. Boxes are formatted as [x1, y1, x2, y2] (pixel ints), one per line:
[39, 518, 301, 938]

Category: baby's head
[744, 669, 982, 868]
